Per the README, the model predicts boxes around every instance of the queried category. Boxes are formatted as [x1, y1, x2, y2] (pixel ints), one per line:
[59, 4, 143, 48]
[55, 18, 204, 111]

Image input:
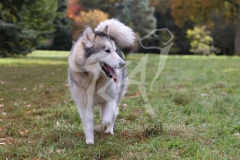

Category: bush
[186, 26, 213, 55]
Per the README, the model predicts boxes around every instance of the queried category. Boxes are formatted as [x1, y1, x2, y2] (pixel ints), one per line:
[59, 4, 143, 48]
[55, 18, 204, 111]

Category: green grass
[0, 51, 240, 159]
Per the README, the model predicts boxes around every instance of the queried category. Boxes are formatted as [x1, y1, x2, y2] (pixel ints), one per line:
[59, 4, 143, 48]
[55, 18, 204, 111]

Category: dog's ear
[82, 26, 95, 48]
[103, 25, 109, 35]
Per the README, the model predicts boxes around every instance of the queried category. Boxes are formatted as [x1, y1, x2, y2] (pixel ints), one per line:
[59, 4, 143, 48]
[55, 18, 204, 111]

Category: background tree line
[0, 0, 240, 57]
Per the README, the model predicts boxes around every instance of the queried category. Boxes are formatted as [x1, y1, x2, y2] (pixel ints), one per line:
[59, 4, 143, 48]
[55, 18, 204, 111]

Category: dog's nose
[119, 61, 125, 68]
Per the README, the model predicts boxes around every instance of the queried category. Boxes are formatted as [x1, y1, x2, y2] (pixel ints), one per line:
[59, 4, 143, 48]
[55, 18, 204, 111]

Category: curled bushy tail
[95, 19, 135, 55]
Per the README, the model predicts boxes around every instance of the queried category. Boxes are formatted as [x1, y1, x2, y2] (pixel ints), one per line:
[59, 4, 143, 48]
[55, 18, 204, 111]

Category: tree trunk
[235, 5, 240, 56]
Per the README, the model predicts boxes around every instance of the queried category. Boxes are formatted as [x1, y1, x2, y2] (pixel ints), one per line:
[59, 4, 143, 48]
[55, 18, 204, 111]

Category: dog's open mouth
[101, 63, 117, 82]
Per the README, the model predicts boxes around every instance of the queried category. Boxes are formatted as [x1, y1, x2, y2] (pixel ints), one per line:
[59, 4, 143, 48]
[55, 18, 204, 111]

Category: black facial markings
[94, 31, 109, 38]
[84, 45, 105, 58]
[84, 30, 122, 59]
[116, 47, 124, 60]
[84, 31, 111, 58]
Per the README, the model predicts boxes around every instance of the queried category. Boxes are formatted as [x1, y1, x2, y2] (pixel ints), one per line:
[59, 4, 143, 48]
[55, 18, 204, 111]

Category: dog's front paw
[86, 139, 94, 144]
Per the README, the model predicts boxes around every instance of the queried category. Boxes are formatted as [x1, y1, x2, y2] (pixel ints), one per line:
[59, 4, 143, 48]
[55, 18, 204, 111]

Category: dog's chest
[95, 78, 117, 103]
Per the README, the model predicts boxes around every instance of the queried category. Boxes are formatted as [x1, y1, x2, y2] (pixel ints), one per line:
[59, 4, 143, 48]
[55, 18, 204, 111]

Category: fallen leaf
[26, 110, 31, 114]
[234, 133, 240, 137]
[0, 138, 6, 143]
[33, 158, 39, 160]
[0, 81, 5, 84]
[122, 104, 127, 107]
[65, 83, 71, 87]
[47, 150, 53, 154]
[0, 98, 4, 101]
[220, 92, 227, 97]
[28, 140, 33, 143]
[23, 104, 31, 108]
[1, 112, 6, 116]
[133, 109, 143, 114]
[56, 149, 65, 153]
[0, 126, 2, 132]
[18, 130, 24, 135]
[122, 130, 130, 137]
[0, 104, 4, 107]
[56, 121, 60, 127]
[140, 137, 149, 142]
[201, 93, 211, 98]
[24, 130, 29, 134]
[7, 138, 15, 144]
[0, 142, 6, 146]
[75, 132, 82, 137]
[122, 103, 127, 111]
[129, 91, 141, 98]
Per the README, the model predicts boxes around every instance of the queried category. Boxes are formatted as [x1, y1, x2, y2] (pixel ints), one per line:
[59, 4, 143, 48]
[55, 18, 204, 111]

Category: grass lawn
[0, 51, 240, 159]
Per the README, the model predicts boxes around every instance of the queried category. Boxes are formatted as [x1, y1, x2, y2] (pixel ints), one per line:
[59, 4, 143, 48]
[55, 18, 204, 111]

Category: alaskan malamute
[68, 19, 135, 144]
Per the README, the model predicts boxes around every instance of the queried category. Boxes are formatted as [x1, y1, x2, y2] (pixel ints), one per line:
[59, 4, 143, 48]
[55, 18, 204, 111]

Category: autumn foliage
[170, 0, 240, 27]
[66, 0, 108, 40]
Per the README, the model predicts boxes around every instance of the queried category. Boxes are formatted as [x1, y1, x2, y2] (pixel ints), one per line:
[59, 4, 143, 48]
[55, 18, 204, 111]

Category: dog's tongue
[105, 64, 117, 82]
[109, 68, 117, 82]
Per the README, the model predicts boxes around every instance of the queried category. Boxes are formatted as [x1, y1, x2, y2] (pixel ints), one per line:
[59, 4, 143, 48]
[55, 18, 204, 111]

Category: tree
[149, 0, 192, 54]
[170, 0, 240, 55]
[114, 0, 156, 52]
[67, 0, 108, 40]
[67, 0, 109, 40]
[211, 14, 235, 55]
[0, 0, 58, 57]
[41, 0, 72, 51]
[114, 0, 156, 37]
[77, 0, 121, 17]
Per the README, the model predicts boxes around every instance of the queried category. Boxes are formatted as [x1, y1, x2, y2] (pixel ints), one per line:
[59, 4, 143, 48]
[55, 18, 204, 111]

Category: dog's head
[81, 26, 125, 82]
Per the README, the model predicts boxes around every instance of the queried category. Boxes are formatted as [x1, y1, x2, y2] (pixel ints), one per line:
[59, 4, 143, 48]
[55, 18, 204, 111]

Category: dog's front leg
[78, 106, 94, 144]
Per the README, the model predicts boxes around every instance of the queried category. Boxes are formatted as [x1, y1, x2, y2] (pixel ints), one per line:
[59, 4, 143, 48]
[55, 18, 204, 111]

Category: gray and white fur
[68, 19, 135, 144]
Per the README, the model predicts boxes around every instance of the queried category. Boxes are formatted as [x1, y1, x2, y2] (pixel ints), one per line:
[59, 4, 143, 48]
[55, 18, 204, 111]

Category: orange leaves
[18, 129, 29, 136]
[26, 110, 31, 114]
[170, 0, 239, 27]
[171, 0, 202, 27]
[0, 137, 15, 146]
[66, 0, 109, 39]
[25, 130, 29, 134]
[75, 132, 82, 137]
[66, 0, 82, 20]
[71, 9, 109, 40]
[129, 91, 141, 98]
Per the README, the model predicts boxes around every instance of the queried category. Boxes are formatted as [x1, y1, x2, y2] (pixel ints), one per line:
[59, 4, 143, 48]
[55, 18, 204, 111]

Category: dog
[68, 19, 135, 144]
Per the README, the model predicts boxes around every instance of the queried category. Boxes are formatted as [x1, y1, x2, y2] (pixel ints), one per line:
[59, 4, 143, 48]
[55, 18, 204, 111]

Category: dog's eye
[105, 49, 111, 53]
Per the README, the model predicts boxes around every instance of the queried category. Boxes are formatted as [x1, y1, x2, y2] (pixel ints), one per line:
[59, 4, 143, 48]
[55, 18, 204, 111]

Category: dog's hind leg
[104, 110, 118, 135]
[96, 101, 117, 134]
